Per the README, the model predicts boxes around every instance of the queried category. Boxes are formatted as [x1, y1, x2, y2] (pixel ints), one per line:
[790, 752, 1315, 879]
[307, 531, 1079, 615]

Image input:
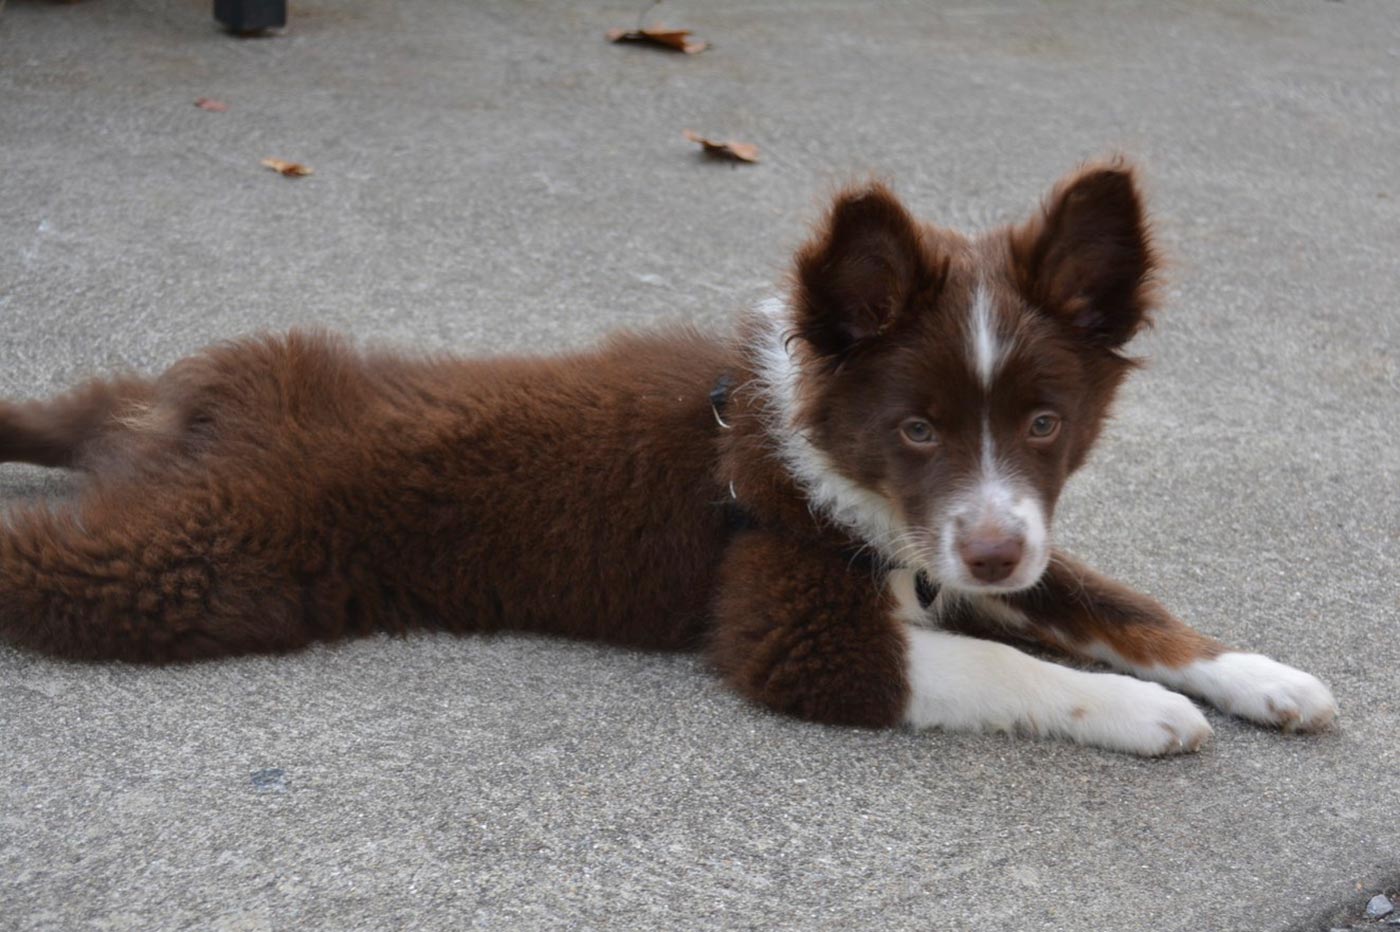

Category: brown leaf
[683, 130, 759, 164]
[194, 98, 228, 112]
[260, 158, 313, 177]
[605, 25, 707, 54]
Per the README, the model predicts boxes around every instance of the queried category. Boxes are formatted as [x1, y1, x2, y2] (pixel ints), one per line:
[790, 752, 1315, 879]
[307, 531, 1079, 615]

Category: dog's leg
[0, 333, 421, 662]
[0, 376, 157, 470]
[0, 477, 314, 662]
[711, 533, 1211, 756]
[954, 551, 1338, 732]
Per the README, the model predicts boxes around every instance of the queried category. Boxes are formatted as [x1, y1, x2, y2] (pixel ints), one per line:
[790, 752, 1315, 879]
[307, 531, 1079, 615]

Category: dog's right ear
[792, 184, 930, 361]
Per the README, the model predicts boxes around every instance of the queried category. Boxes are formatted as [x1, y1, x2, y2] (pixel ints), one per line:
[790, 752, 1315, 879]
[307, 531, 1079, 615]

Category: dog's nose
[958, 534, 1024, 584]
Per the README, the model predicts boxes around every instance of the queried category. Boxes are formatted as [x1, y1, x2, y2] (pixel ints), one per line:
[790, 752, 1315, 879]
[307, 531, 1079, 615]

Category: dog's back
[0, 328, 734, 660]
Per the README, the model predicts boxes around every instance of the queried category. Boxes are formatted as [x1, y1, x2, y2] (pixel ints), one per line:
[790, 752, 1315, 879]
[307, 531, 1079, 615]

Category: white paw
[1066, 672, 1213, 757]
[1183, 652, 1337, 732]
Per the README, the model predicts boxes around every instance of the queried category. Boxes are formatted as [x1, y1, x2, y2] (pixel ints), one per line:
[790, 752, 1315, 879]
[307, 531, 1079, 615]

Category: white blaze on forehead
[967, 280, 1003, 389]
[928, 283, 1049, 592]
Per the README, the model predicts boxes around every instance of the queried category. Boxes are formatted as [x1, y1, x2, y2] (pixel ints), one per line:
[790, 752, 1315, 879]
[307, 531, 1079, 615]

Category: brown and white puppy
[0, 162, 1336, 755]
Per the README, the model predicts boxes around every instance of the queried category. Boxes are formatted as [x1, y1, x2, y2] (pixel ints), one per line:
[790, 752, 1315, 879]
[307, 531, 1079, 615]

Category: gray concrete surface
[1, 1, 1397, 929]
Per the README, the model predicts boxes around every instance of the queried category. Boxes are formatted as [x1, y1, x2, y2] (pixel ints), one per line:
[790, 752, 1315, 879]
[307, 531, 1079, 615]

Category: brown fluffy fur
[0, 331, 734, 661]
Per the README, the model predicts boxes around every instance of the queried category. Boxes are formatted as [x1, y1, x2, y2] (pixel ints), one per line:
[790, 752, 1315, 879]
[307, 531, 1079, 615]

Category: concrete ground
[1, 1, 1397, 929]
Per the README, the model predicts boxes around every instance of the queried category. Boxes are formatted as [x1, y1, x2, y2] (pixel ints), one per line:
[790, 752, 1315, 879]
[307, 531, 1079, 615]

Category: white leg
[1085, 646, 1338, 732]
[902, 625, 1213, 756]
[911, 575, 1339, 734]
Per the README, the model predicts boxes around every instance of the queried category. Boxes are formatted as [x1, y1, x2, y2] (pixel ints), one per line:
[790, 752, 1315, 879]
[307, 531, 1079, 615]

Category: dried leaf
[194, 98, 228, 112]
[260, 158, 313, 177]
[605, 25, 707, 54]
[683, 130, 759, 164]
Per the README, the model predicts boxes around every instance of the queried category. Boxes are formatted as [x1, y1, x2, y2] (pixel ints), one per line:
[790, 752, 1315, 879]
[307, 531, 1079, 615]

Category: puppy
[0, 162, 1336, 755]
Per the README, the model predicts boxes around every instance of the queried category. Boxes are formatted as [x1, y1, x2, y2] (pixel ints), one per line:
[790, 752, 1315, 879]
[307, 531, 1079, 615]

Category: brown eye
[1028, 412, 1061, 442]
[900, 418, 938, 447]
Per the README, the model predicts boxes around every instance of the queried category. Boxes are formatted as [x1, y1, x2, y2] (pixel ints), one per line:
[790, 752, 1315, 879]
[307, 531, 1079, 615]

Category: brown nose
[958, 535, 1024, 584]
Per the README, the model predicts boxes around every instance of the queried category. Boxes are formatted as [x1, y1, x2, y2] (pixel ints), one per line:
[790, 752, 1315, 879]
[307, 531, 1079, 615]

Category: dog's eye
[1028, 412, 1061, 441]
[900, 418, 938, 446]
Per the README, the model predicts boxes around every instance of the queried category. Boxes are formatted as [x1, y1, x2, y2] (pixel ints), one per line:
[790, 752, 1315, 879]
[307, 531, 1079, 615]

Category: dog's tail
[0, 482, 310, 663]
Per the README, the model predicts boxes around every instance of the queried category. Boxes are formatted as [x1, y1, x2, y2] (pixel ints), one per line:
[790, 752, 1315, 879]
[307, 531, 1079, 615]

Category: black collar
[914, 570, 942, 610]
[709, 373, 737, 421]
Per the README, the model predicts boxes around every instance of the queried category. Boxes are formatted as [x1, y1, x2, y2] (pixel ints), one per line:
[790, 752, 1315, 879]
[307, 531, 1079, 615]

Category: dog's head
[764, 163, 1157, 594]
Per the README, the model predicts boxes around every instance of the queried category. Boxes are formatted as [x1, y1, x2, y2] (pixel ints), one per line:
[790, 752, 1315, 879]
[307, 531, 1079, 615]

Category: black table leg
[214, 0, 287, 34]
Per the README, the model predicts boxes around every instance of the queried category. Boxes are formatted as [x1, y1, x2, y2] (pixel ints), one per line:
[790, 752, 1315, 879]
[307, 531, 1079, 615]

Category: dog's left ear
[793, 183, 932, 360]
[1011, 164, 1157, 349]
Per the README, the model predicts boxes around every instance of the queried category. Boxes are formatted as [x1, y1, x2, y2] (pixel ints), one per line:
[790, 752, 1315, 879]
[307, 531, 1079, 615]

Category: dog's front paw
[1185, 652, 1337, 732]
[1067, 673, 1213, 757]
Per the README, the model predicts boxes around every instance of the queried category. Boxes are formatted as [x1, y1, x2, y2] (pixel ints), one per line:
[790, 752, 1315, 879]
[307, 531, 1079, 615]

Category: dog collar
[709, 372, 736, 428]
[913, 571, 941, 610]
